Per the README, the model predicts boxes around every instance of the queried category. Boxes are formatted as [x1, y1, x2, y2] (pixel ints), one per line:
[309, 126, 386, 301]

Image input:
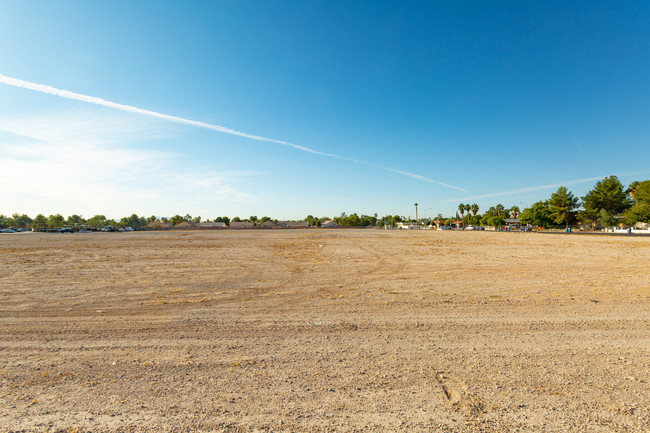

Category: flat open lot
[1, 230, 648, 432]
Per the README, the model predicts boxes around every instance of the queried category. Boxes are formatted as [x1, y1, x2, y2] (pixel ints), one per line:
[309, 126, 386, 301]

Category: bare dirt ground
[1, 229, 648, 432]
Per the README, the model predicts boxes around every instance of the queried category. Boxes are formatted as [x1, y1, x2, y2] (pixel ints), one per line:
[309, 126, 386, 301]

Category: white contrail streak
[0, 73, 465, 192]
[444, 171, 650, 202]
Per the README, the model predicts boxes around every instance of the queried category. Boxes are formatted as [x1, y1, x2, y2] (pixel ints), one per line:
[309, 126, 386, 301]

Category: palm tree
[510, 206, 520, 219]
[464, 203, 471, 226]
[458, 203, 465, 227]
[471, 203, 479, 216]
[627, 181, 640, 204]
[414, 203, 418, 224]
[495, 203, 505, 217]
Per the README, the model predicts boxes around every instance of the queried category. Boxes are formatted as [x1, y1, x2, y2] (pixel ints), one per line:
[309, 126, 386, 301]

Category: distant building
[173, 221, 196, 229]
[504, 218, 520, 229]
[320, 220, 338, 228]
[146, 221, 172, 230]
[257, 220, 280, 229]
[196, 222, 227, 229]
[281, 221, 309, 229]
[396, 222, 426, 230]
[229, 221, 255, 229]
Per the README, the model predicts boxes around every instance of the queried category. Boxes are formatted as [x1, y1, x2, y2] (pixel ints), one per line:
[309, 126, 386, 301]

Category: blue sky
[1, 1, 649, 220]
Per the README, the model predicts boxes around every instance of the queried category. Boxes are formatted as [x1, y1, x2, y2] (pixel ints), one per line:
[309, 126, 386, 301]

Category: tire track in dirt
[436, 371, 485, 419]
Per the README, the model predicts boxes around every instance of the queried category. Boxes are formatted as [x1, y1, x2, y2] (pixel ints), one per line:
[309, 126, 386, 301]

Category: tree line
[516, 177, 649, 229]
[455, 177, 649, 229]
[1, 176, 648, 231]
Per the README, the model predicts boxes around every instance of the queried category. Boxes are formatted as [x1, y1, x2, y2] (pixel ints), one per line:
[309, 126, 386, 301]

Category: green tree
[622, 180, 650, 225]
[582, 176, 633, 217]
[86, 215, 107, 229]
[12, 213, 33, 228]
[32, 214, 48, 229]
[577, 207, 599, 230]
[548, 187, 579, 228]
[215, 216, 231, 226]
[519, 201, 553, 228]
[304, 215, 317, 226]
[170, 215, 184, 226]
[624, 204, 650, 225]
[487, 216, 506, 227]
[0, 215, 9, 228]
[66, 214, 86, 227]
[470, 204, 479, 216]
[47, 214, 65, 228]
[231, 217, 242, 223]
[346, 213, 361, 226]
[464, 204, 471, 226]
[633, 180, 650, 205]
[121, 214, 146, 229]
[483, 206, 497, 218]
[361, 214, 377, 226]
[597, 209, 616, 228]
[334, 212, 347, 226]
[468, 214, 481, 225]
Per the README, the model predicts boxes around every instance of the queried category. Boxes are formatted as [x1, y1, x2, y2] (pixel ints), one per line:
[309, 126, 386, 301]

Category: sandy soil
[0, 229, 648, 432]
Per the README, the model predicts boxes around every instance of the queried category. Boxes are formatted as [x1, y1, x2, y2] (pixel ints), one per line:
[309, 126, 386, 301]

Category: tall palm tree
[471, 203, 479, 218]
[414, 203, 418, 223]
[495, 203, 505, 217]
[510, 206, 520, 219]
[464, 203, 471, 226]
[458, 203, 465, 227]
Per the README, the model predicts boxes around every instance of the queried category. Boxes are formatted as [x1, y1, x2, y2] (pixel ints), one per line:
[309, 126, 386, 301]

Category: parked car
[58, 227, 73, 233]
[520, 226, 533, 232]
[465, 225, 475, 231]
[438, 226, 453, 230]
[1, 228, 16, 233]
[124, 226, 134, 232]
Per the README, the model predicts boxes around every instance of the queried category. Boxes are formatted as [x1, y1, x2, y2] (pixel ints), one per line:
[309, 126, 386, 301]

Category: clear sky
[1, 1, 649, 220]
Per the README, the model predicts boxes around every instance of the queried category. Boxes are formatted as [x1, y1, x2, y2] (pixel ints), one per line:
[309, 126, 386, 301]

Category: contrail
[444, 176, 608, 202]
[444, 171, 650, 202]
[572, 137, 603, 174]
[0, 73, 465, 192]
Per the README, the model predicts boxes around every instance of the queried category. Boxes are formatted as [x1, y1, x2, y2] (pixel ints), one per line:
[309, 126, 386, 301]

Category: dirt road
[1, 230, 648, 432]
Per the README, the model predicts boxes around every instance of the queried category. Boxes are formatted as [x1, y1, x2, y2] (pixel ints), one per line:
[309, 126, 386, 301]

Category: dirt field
[0, 229, 648, 432]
